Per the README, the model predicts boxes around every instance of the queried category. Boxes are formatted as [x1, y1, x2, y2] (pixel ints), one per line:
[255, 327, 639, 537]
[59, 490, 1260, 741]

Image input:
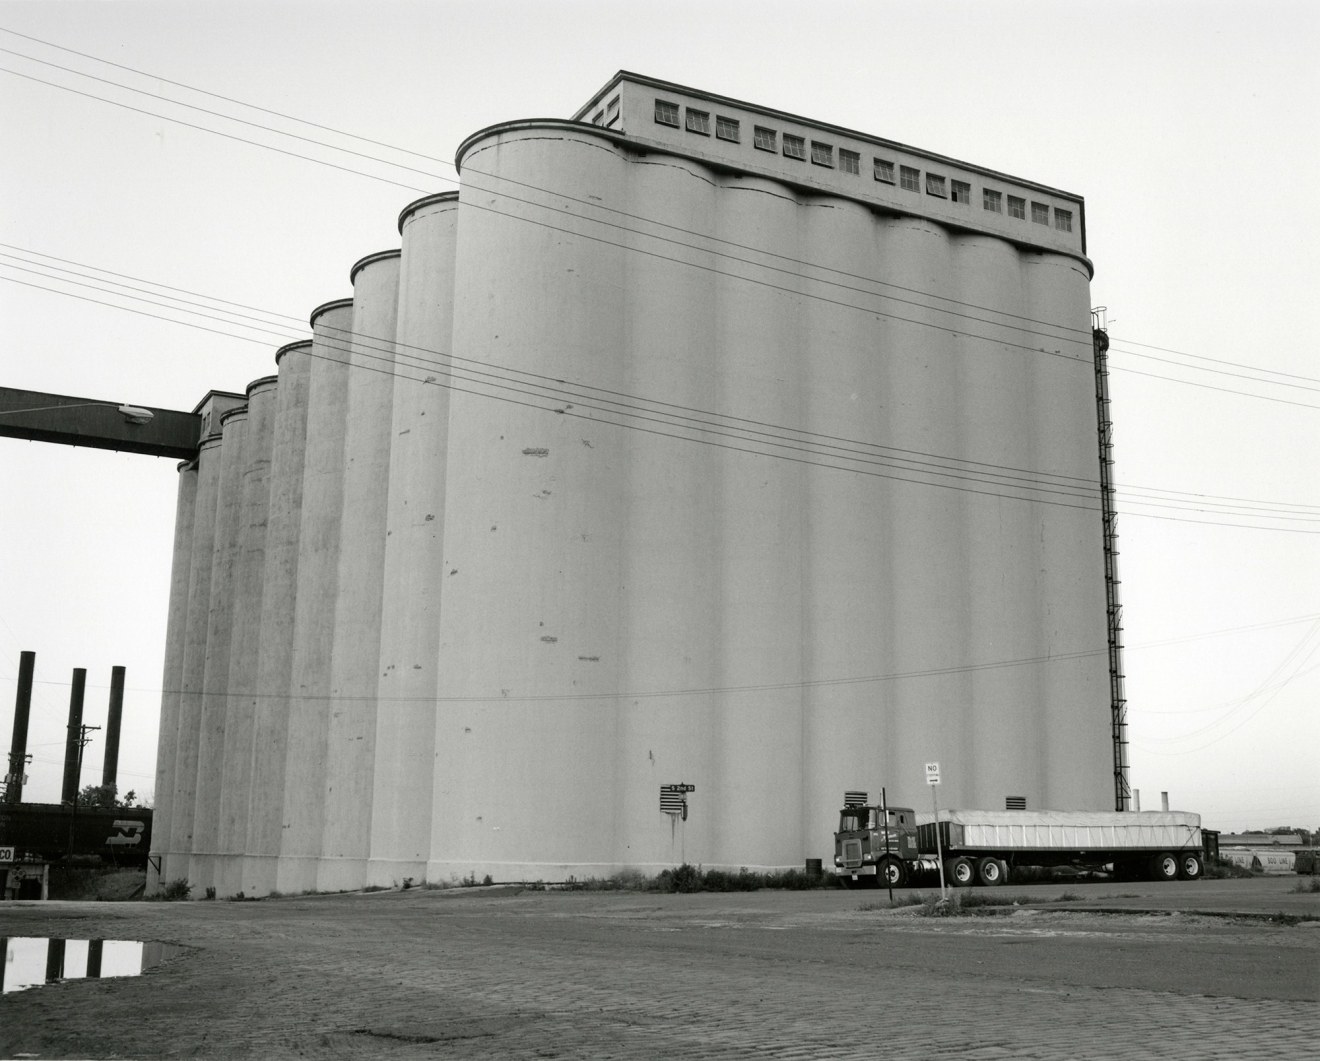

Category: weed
[204, 886, 216, 901]
[150, 877, 191, 902]
[1290, 876, 1320, 894]
[1204, 859, 1256, 880]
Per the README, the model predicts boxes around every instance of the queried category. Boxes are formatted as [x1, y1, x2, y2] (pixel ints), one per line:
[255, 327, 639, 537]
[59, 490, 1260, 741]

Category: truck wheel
[976, 857, 1005, 886]
[1149, 852, 1179, 881]
[945, 857, 974, 887]
[1177, 853, 1203, 880]
[878, 857, 907, 888]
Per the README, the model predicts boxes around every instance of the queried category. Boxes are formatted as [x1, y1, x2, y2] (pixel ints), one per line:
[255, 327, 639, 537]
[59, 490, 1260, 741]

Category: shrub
[158, 878, 191, 901]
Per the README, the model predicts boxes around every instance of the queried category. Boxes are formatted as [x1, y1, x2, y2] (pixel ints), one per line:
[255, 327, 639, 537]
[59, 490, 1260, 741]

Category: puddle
[2, 938, 184, 994]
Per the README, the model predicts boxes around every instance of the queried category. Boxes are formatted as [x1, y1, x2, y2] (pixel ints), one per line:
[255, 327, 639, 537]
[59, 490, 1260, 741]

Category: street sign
[662, 783, 696, 793]
[0, 846, 15, 863]
[925, 761, 941, 786]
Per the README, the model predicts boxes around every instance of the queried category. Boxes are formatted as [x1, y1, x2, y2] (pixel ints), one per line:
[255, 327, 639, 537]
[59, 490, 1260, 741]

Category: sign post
[880, 786, 893, 902]
[926, 761, 946, 901]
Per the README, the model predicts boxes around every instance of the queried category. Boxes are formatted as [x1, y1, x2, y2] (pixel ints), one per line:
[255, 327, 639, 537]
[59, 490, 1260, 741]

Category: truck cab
[834, 805, 919, 886]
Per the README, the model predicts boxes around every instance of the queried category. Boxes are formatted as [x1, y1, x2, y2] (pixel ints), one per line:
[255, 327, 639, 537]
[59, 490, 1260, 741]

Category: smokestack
[102, 666, 125, 789]
[1161, 791, 1169, 812]
[61, 668, 87, 804]
[6, 650, 35, 803]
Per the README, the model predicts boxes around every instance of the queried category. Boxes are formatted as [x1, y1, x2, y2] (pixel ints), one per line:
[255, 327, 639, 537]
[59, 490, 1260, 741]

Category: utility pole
[67, 724, 101, 858]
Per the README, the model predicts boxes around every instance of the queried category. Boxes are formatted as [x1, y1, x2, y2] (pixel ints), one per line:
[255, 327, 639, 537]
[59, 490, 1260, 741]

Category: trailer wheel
[1150, 852, 1179, 881]
[945, 857, 974, 887]
[878, 857, 907, 888]
[1177, 852, 1203, 880]
[976, 857, 1005, 886]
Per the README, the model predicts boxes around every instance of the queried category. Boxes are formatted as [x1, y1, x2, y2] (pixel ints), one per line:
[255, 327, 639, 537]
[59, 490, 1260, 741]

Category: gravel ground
[1, 877, 1316, 1059]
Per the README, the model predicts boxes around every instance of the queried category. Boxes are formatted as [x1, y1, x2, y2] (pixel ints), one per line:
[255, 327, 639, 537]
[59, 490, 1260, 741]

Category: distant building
[151, 73, 1117, 896]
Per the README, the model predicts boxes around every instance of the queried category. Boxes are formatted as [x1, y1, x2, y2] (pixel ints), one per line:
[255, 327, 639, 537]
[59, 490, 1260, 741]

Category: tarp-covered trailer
[916, 810, 1205, 885]
[835, 803, 1206, 887]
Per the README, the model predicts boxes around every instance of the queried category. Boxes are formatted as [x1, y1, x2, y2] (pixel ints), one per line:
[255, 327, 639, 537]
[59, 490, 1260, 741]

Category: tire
[976, 857, 1005, 886]
[1177, 852, 1203, 881]
[945, 857, 974, 888]
[878, 857, 907, 888]
[1149, 852, 1179, 882]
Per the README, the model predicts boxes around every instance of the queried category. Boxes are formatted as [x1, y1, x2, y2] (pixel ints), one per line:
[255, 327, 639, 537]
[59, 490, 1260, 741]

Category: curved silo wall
[368, 194, 458, 888]
[277, 299, 354, 894]
[148, 459, 197, 893]
[243, 341, 312, 895]
[1024, 252, 1112, 810]
[166, 432, 222, 882]
[434, 126, 635, 881]
[945, 233, 1042, 810]
[795, 199, 906, 856]
[431, 120, 1108, 876]
[610, 156, 725, 871]
[215, 375, 278, 897]
[317, 251, 400, 893]
[709, 178, 819, 869]
[190, 405, 248, 891]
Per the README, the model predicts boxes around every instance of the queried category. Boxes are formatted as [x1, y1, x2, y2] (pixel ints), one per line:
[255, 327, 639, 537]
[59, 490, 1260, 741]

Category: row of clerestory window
[653, 99, 1073, 234]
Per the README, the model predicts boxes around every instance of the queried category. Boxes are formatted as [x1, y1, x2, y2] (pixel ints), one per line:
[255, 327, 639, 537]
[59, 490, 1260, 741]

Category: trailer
[834, 802, 1206, 887]
[0, 802, 152, 864]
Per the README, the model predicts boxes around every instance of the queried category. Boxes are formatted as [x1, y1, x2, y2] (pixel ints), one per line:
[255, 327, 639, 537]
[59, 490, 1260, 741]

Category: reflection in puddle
[2, 938, 182, 994]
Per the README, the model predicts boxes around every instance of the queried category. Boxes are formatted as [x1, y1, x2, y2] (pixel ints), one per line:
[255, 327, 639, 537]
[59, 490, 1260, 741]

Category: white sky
[0, 1, 1316, 835]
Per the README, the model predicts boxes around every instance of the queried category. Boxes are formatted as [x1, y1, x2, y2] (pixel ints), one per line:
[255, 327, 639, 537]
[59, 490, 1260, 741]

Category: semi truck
[833, 800, 1207, 887]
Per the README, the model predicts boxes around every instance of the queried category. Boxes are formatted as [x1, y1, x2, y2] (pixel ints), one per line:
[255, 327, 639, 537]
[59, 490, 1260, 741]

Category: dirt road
[2, 879, 1316, 1059]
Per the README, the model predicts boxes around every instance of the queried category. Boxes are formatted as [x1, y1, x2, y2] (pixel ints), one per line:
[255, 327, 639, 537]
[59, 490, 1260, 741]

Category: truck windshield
[839, 811, 866, 832]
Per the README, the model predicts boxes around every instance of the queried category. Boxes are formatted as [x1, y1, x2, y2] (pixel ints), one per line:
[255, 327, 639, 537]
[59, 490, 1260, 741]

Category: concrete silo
[149, 73, 1117, 894]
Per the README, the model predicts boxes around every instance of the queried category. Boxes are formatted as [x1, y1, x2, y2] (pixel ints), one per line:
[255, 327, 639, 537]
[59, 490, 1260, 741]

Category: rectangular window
[753, 126, 776, 152]
[839, 149, 860, 175]
[783, 134, 806, 160]
[1031, 201, 1050, 225]
[873, 158, 896, 183]
[686, 108, 710, 135]
[606, 96, 620, 128]
[1007, 195, 1026, 219]
[926, 173, 947, 198]
[951, 180, 971, 204]
[983, 188, 1002, 212]
[900, 165, 920, 192]
[592, 110, 605, 126]
[1054, 208, 1073, 232]
[655, 100, 680, 127]
[715, 115, 740, 142]
[810, 141, 834, 167]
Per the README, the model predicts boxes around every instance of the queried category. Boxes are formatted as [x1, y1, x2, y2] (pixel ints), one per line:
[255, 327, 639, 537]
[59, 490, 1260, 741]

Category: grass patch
[144, 877, 192, 902]
[1204, 859, 1258, 880]
[1290, 876, 1320, 894]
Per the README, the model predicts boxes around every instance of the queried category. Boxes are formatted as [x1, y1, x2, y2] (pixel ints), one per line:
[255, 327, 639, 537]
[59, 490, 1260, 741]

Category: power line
[1109, 336, 1320, 386]
[1, 62, 1094, 365]
[0, 31, 1096, 346]
[5, 260, 1320, 530]
[0, 255, 1110, 502]
[5, 30, 1314, 406]
[13, 241, 1317, 520]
